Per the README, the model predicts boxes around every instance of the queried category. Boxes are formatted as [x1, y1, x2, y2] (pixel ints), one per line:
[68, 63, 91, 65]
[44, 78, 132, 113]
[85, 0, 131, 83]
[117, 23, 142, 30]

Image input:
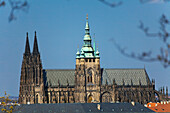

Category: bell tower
[19, 32, 45, 104]
[75, 15, 101, 103]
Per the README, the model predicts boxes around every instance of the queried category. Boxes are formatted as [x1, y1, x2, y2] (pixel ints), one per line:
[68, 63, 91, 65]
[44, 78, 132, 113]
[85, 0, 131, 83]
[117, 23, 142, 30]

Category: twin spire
[24, 31, 39, 55]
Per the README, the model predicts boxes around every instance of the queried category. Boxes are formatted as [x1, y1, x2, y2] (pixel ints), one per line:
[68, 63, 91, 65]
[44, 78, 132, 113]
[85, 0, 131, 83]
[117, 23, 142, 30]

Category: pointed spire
[105, 79, 108, 85]
[122, 78, 125, 86]
[152, 79, 155, 86]
[67, 79, 69, 86]
[33, 31, 39, 55]
[49, 80, 52, 87]
[131, 79, 133, 86]
[166, 86, 168, 98]
[76, 45, 80, 58]
[24, 32, 31, 55]
[80, 49, 85, 58]
[139, 79, 141, 86]
[160, 87, 163, 93]
[58, 79, 60, 86]
[113, 78, 116, 85]
[163, 86, 165, 95]
[84, 14, 91, 42]
[85, 14, 89, 30]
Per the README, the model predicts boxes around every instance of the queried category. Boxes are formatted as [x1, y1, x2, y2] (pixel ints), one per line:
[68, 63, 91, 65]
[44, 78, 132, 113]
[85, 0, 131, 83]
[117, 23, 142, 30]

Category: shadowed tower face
[75, 14, 101, 103]
[19, 32, 45, 104]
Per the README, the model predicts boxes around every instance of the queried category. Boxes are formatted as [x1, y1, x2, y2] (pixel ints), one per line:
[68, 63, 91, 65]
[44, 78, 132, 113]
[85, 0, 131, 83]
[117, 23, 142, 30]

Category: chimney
[131, 101, 135, 106]
[97, 104, 100, 110]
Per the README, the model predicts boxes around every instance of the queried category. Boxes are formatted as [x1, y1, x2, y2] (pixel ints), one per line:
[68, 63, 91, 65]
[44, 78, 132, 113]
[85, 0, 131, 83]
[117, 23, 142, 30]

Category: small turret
[49, 80, 52, 87]
[166, 86, 168, 99]
[122, 78, 125, 86]
[131, 79, 133, 86]
[58, 79, 60, 86]
[163, 86, 165, 96]
[76, 48, 80, 58]
[160, 87, 163, 94]
[139, 79, 141, 86]
[95, 48, 100, 58]
[151, 79, 155, 85]
[113, 78, 116, 85]
[67, 79, 69, 86]
[105, 79, 108, 85]
[80, 50, 85, 58]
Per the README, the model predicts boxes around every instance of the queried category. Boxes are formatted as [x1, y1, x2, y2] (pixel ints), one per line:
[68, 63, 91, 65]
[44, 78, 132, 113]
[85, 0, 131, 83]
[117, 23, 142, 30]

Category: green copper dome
[76, 14, 100, 59]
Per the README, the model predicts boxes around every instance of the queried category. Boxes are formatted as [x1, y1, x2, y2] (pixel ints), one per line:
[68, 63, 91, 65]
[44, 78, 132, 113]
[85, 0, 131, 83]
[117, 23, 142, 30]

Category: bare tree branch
[0, 0, 29, 22]
[8, 0, 29, 22]
[140, 0, 170, 3]
[0, 0, 5, 7]
[111, 38, 158, 62]
[98, 0, 122, 8]
[113, 15, 170, 68]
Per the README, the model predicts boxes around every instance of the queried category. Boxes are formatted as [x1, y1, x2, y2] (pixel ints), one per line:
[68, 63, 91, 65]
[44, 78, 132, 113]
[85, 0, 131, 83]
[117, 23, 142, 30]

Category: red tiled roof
[147, 102, 170, 112]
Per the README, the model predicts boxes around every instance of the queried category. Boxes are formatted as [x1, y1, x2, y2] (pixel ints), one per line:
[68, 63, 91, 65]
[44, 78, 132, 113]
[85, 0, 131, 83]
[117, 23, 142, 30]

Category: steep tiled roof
[43, 69, 75, 87]
[43, 68, 150, 87]
[102, 68, 150, 85]
[147, 102, 170, 112]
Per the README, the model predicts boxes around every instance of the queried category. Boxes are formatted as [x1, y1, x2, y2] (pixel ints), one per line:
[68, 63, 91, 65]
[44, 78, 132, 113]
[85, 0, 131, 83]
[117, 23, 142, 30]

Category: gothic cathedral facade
[19, 16, 169, 104]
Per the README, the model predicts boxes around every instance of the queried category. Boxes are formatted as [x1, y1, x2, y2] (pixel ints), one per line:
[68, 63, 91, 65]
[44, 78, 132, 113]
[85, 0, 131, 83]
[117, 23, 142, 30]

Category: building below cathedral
[19, 15, 169, 104]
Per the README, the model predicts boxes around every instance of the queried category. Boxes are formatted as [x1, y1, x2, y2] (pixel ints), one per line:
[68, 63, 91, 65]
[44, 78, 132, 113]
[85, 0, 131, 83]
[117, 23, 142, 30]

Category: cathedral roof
[43, 69, 75, 87]
[43, 68, 151, 87]
[101, 68, 151, 86]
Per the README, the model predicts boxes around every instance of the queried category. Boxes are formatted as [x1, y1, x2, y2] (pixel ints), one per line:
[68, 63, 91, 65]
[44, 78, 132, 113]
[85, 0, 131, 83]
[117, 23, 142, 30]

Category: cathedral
[19, 15, 169, 104]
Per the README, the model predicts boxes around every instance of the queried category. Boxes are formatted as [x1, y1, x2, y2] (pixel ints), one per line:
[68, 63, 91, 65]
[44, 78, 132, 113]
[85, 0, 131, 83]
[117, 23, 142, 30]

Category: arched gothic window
[88, 95, 93, 103]
[36, 69, 38, 84]
[102, 93, 112, 103]
[87, 68, 93, 83]
[35, 94, 38, 103]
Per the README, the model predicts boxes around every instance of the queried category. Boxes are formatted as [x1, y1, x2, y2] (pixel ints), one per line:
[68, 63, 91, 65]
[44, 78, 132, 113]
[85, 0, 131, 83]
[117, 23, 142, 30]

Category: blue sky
[0, 0, 169, 96]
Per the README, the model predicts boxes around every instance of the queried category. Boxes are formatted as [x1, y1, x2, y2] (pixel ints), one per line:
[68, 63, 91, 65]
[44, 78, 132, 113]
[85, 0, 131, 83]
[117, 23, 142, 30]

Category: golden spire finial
[86, 14, 88, 20]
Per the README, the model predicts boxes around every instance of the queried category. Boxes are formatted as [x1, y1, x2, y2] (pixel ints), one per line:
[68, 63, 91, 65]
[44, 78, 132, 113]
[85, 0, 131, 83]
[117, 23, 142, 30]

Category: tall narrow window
[90, 76, 92, 82]
[25, 68, 27, 83]
[36, 69, 38, 84]
[87, 69, 93, 83]
[36, 94, 38, 103]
